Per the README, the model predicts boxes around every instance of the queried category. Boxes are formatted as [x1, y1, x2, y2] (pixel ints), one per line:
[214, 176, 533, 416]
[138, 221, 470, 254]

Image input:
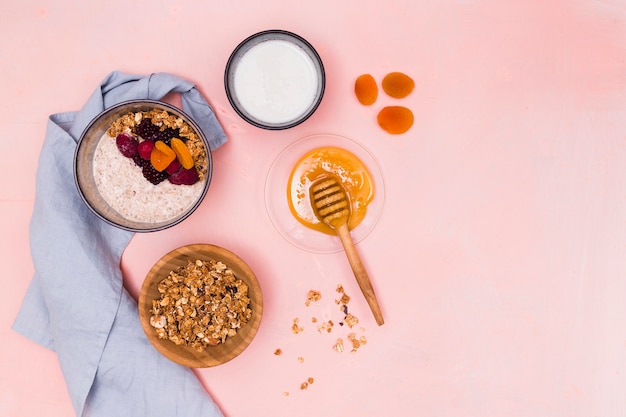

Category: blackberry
[132, 154, 147, 168]
[136, 119, 159, 141]
[155, 127, 180, 145]
[142, 163, 168, 185]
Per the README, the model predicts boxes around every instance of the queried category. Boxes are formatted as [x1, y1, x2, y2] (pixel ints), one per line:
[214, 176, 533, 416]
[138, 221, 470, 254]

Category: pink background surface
[2, 1, 626, 416]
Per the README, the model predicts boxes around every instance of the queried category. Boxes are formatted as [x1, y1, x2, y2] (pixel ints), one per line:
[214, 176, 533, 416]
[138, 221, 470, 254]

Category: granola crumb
[335, 284, 351, 305]
[297, 356, 304, 363]
[333, 338, 344, 352]
[317, 320, 334, 333]
[291, 318, 304, 334]
[274, 348, 283, 356]
[344, 313, 359, 328]
[305, 289, 321, 306]
[300, 382, 309, 390]
[283, 392, 290, 396]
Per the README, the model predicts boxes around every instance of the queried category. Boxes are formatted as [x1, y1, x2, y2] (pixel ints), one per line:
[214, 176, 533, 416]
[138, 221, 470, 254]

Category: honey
[287, 147, 375, 235]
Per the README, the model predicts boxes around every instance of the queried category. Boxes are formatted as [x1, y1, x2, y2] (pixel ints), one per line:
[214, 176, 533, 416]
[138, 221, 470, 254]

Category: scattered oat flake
[274, 348, 283, 356]
[311, 317, 318, 323]
[308, 377, 314, 384]
[283, 392, 290, 396]
[300, 382, 309, 390]
[297, 357, 304, 363]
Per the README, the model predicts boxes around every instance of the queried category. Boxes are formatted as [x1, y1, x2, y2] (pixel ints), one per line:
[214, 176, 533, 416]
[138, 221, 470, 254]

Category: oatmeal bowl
[138, 244, 263, 367]
[74, 100, 212, 232]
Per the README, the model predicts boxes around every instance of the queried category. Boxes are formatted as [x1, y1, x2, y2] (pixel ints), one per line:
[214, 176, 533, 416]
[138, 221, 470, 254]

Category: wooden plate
[138, 244, 263, 367]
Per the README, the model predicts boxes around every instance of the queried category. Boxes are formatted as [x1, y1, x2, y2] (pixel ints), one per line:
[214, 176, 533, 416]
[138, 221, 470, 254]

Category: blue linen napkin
[12, 71, 226, 417]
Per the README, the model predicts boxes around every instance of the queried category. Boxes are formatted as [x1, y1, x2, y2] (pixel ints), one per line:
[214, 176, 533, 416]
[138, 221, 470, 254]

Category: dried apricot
[382, 72, 414, 98]
[171, 138, 194, 169]
[150, 141, 176, 172]
[377, 106, 414, 134]
[354, 74, 378, 106]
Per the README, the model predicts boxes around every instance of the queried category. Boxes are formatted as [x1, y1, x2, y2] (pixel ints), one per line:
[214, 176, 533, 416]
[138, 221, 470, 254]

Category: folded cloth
[12, 71, 226, 417]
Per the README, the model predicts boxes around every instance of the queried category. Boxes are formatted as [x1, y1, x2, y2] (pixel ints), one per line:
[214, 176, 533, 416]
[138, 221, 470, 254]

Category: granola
[149, 259, 252, 351]
[106, 108, 208, 180]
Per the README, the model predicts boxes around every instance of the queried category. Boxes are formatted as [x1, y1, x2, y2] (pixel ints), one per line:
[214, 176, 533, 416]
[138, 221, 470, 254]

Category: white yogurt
[233, 39, 319, 124]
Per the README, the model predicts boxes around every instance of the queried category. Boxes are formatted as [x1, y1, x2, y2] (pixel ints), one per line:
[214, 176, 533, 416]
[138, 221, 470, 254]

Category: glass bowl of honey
[265, 134, 385, 253]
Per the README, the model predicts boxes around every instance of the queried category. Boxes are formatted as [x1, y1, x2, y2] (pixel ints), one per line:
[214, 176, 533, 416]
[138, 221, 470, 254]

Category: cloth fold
[12, 71, 226, 417]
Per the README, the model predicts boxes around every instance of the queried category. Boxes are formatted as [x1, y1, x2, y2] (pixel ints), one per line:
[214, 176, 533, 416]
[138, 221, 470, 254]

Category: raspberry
[136, 119, 159, 141]
[137, 140, 155, 160]
[116, 133, 138, 158]
[165, 159, 181, 174]
[142, 163, 168, 185]
[168, 167, 199, 185]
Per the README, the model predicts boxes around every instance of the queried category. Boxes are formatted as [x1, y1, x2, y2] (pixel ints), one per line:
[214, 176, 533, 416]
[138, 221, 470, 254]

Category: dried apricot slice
[170, 138, 194, 170]
[382, 72, 414, 98]
[377, 106, 414, 134]
[150, 141, 176, 172]
[354, 74, 378, 106]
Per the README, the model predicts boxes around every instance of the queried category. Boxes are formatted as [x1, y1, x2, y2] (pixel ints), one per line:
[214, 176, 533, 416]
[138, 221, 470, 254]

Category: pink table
[3, 1, 626, 416]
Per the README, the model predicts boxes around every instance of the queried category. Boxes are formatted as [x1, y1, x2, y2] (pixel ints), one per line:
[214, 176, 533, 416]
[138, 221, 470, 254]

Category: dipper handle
[310, 175, 384, 326]
[335, 223, 384, 326]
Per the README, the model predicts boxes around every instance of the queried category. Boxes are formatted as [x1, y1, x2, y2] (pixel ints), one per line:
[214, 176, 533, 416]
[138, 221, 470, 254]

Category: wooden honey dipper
[309, 175, 384, 325]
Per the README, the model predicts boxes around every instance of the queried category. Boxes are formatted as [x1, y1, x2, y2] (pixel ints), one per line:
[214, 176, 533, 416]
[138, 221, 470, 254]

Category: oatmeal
[93, 133, 206, 223]
[92, 108, 209, 224]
